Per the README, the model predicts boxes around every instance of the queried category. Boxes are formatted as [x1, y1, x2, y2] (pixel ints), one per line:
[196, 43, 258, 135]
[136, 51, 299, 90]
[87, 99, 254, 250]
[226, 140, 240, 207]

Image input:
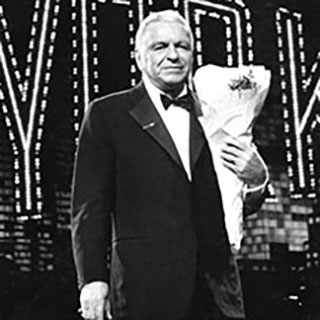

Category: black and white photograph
[0, 1, 320, 319]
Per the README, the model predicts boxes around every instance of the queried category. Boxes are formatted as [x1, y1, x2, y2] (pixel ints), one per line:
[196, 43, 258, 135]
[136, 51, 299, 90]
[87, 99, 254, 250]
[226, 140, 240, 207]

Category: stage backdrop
[0, 0, 319, 297]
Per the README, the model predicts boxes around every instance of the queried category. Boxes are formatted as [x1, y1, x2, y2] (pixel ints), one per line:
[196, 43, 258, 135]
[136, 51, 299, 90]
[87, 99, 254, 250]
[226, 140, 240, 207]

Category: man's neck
[143, 75, 187, 99]
[163, 85, 184, 99]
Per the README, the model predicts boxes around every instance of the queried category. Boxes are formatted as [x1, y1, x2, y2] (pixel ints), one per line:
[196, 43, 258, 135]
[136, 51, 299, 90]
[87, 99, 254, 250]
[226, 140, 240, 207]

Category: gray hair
[134, 10, 194, 53]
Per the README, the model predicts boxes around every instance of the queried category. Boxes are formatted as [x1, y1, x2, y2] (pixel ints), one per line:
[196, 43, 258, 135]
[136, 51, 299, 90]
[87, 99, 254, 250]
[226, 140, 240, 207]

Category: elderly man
[71, 10, 268, 320]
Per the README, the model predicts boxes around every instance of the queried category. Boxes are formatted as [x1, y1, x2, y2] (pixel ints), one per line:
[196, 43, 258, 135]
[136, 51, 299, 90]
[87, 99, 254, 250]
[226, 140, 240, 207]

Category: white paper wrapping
[193, 64, 271, 250]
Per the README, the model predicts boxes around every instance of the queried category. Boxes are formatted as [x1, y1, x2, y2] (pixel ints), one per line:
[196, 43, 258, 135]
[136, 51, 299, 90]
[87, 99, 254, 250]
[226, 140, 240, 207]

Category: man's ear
[135, 50, 143, 71]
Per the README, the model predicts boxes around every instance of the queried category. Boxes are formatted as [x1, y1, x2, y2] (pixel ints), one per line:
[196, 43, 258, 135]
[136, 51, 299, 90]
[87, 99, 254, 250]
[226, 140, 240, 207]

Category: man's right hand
[79, 281, 111, 320]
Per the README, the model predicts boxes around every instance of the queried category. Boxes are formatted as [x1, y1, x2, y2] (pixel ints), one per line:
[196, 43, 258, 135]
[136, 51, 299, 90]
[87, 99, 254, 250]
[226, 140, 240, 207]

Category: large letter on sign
[185, 0, 254, 68]
[276, 7, 320, 198]
[0, 0, 60, 213]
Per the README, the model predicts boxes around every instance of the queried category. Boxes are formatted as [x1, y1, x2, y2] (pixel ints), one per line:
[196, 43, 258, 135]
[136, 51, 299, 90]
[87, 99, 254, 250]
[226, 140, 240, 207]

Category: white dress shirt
[143, 76, 192, 180]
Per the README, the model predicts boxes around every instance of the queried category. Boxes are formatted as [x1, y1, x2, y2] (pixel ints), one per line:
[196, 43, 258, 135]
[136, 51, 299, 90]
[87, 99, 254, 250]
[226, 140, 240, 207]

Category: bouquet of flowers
[193, 64, 271, 250]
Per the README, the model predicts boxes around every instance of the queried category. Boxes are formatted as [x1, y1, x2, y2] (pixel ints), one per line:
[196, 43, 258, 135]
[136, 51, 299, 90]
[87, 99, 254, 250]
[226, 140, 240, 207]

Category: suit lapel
[190, 112, 205, 171]
[129, 83, 185, 172]
[189, 89, 206, 171]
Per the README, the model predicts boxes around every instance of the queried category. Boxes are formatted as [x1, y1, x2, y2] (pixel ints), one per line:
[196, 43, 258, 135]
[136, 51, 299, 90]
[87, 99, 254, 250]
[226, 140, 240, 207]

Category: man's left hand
[220, 136, 267, 187]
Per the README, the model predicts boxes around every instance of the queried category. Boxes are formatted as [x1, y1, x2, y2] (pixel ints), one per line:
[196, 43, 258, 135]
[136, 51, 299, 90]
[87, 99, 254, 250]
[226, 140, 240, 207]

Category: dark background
[0, 0, 320, 319]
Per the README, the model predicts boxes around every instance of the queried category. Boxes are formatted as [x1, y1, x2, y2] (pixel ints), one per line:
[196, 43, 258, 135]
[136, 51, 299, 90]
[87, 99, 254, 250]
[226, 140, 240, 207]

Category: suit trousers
[184, 270, 245, 320]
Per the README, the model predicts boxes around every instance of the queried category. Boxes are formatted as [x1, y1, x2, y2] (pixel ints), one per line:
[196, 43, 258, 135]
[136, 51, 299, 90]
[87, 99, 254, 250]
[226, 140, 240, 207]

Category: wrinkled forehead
[136, 19, 194, 51]
[143, 21, 192, 45]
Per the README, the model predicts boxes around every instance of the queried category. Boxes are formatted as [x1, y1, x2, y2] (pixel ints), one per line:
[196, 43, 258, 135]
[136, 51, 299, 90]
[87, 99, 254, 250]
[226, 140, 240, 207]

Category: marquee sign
[0, 0, 319, 215]
[0, 0, 61, 214]
[275, 7, 320, 197]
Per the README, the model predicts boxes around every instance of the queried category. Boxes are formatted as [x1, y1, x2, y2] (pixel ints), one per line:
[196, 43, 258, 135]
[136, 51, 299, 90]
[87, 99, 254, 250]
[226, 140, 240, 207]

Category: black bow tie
[160, 94, 193, 112]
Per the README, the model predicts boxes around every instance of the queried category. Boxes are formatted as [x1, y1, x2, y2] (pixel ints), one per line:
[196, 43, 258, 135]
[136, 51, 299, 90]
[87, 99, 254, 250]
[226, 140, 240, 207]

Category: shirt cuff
[243, 150, 269, 195]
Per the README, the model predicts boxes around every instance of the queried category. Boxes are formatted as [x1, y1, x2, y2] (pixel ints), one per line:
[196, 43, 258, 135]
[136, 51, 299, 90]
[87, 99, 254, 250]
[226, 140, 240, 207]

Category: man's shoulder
[90, 84, 143, 113]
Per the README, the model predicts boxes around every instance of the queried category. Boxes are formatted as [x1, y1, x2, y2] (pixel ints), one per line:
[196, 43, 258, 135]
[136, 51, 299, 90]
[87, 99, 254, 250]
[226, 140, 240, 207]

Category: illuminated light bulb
[4, 31, 10, 41]
[36, 187, 42, 197]
[35, 142, 41, 151]
[9, 132, 15, 141]
[282, 95, 287, 104]
[25, 67, 31, 77]
[45, 72, 51, 82]
[223, 16, 230, 24]
[50, 32, 57, 42]
[15, 190, 21, 199]
[226, 28, 231, 38]
[35, 0, 40, 9]
[246, 23, 252, 34]
[49, 45, 55, 55]
[13, 159, 19, 170]
[16, 203, 21, 213]
[31, 26, 37, 36]
[1, 19, 7, 29]
[29, 39, 35, 50]
[37, 129, 43, 139]
[26, 52, 33, 64]
[5, 118, 11, 126]
[298, 37, 304, 48]
[285, 139, 291, 147]
[197, 55, 203, 66]
[14, 70, 21, 80]
[284, 123, 290, 133]
[39, 114, 45, 125]
[43, 86, 49, 95]
[37, 202, 43, 211]
[54, 4, 60, 15]
[11, 57, 18, 67]
[46, 59, 53, 69]
[195, 27, 201, 38]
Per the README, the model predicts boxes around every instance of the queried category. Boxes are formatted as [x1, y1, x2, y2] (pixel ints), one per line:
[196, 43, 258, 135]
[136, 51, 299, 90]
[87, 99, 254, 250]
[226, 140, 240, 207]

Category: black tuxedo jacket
[71, 82, 251, 320]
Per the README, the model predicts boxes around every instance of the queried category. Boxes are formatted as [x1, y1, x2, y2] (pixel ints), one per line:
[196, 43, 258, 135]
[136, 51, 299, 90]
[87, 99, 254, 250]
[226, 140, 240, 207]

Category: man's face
[136, 21, 193, 95]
